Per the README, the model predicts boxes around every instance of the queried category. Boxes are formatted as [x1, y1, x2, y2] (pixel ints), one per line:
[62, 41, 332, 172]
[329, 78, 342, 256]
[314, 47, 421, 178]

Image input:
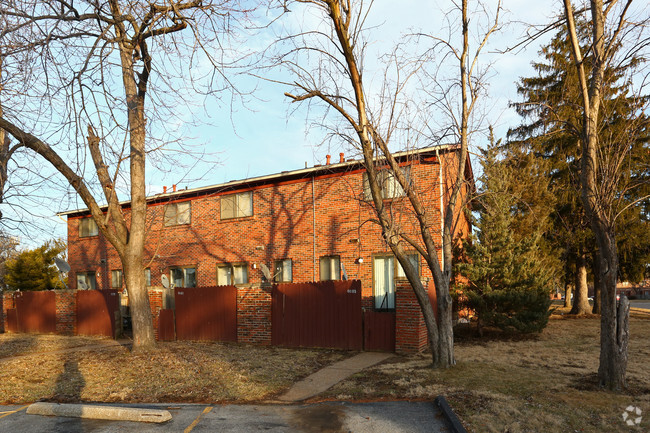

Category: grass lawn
[0, 335, 348, 404]
[1, 309, 648, 432]
[321, 308, 650, 432]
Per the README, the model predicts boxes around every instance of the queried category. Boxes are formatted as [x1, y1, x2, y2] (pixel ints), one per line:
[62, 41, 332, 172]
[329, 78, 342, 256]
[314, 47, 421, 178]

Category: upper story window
[319, 255, 340, 281]
[79, 217, 99, 237]
[221, 191, 253, 219]
[363, 166, 411, 200]
[396, 252, 420, 279]
[217, 263, 249, 285]
[164, 201, 191, 227]
[274, 259, 293, 283]
[144, 268, 151, 287]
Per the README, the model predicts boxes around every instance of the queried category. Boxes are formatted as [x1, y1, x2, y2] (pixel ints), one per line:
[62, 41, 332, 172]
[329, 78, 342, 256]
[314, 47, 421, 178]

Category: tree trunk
[596, 230, 628, 390]
[592, 252, 601, 314]
[564, 283, 573, 308]
[570, 250, 591, 315]
[124, 253, 154, 349]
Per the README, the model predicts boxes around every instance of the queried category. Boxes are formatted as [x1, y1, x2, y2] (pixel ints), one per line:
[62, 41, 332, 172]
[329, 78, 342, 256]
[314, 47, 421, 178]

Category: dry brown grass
[323, 311, 650, 433]
[0, 335, 348, 404]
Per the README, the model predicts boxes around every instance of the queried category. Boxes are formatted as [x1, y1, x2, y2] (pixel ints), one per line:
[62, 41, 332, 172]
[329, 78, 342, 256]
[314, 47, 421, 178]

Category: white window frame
[144, 268, 151, 287]
[396, 252, 420, 279]
[79, 217, 99, 237]
[373, 255, 396, 310]
[111, 269, 123, 289]
[76, 272, 97, 290]
[164, 201, 191, 227]
[221, 191, 253, 220]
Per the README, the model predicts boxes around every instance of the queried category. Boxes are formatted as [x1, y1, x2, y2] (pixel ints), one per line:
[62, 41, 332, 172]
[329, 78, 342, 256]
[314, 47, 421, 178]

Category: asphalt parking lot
[0, 401, 451, 433]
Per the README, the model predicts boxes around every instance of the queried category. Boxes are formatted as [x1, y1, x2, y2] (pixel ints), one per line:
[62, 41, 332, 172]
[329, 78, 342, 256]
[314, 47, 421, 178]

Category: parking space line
[0, 405, 28, 420]
[184, 406, 213, 433]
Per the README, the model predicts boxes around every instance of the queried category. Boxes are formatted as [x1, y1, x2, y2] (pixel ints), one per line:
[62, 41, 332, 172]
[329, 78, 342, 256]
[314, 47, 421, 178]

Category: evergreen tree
[4, 240, 66, 291]
[508, 21, 650, 312]
[455, 134, 553, 335]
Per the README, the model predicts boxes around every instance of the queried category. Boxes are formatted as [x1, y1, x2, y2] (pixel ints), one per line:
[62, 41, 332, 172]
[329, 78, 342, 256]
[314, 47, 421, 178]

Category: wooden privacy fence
[76, 289, 120, 337]
[272, 280, 363, 350]
[12, 291, 56, 334]
[174, 286, 237, 341]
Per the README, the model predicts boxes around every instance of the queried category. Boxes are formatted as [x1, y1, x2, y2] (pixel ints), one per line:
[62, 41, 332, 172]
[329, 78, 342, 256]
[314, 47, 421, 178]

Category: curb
[434, 396, 467, 433]
[26, 402, 172, 423]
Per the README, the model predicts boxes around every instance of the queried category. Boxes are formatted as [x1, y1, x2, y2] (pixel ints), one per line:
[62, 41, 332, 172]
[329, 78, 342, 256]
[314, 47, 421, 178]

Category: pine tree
[4, 240, 66, 291]
[455, 133, 553, 335]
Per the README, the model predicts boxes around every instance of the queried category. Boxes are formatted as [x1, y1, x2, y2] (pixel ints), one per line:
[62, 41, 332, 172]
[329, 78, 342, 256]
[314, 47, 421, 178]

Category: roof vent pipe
[326, 154, 331, 165]
[172, 184, 177, 192]
[339, 153, 345, 163]
[163, 186, 167, 193]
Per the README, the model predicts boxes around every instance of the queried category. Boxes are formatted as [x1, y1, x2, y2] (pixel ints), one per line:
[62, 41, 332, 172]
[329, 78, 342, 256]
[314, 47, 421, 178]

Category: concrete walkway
[276, 352, 393, 402]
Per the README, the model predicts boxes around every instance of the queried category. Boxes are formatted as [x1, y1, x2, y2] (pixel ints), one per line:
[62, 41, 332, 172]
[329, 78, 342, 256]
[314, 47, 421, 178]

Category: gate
[272, 280, 362, 350]
[76, 290, 120, 337]
[14, 291, 56, 333]
[175, 286, 237, 341]
[364, 310, 395, 352]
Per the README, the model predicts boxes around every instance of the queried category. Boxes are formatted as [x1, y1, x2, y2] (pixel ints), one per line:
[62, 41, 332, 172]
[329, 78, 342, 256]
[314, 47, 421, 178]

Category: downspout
[437, 149, 444, 268]
[312, 175, 316, 282]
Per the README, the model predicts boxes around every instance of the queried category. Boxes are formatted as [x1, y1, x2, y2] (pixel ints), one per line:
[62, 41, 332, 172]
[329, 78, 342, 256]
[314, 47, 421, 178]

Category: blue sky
[5, 0, 566, 247]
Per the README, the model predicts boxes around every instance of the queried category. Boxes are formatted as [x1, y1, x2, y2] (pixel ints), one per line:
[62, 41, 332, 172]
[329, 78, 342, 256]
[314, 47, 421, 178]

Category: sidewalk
[275, 352, 393, 402]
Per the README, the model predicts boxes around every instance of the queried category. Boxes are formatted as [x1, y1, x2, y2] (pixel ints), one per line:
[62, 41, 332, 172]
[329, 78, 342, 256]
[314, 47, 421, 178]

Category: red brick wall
[395, 281, 429, 354]
[237, 284, 272, 345]
[1, 293, 15, 333]
[55, 290, 77, 335]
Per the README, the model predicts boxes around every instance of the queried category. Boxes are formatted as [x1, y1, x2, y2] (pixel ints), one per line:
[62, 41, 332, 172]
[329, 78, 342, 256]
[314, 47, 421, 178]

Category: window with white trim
[164, 202, 191, 226]
[396, 252, 420, 279]
[111, 270, 123, 289]
[79, 217, 99, 237]
[363, 166, 411, 200]
[144, 268, 151, 287]
[221, 191, 253, 219]
[76, 272, 97, 290]
[217, 263, 249, 285]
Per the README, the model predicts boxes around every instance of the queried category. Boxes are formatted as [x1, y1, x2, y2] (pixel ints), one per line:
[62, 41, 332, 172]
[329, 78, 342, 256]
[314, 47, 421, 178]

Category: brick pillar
[395, 281, 429, 354]
[55, 290, 77, 335]
[237, 284, 272, 345]
[2, 293, 15, 333]
[148, 288, 163, 340]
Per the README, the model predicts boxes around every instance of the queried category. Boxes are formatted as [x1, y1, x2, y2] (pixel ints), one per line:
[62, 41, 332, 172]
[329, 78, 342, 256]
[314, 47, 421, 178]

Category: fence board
[272, 280, 362, 350]
[364, 310, 396, 352]
[14, 291, 56, 334]
[6, 309, 18, 333]
[175, 286, 237, 341]
[76, 290, 120, 338]
[158, 309, 176, 341]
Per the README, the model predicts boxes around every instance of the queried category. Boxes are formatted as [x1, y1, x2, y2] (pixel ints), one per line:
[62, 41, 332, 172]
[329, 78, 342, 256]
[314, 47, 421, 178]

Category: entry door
[373, 256, 395, 310]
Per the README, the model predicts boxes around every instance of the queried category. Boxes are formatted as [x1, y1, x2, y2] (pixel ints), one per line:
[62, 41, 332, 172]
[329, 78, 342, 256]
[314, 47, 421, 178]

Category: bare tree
[563, 0, 649, 390]
[278, 0, 498, 367]
[0, 1, 252, 349]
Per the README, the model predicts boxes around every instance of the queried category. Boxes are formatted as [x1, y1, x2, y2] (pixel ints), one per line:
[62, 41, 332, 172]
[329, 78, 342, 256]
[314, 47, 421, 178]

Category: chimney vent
[326, 154, 331, 165]
[339, 153, 345, 163]
[163, 186, 167, 193]
[172, 184, 177, 192]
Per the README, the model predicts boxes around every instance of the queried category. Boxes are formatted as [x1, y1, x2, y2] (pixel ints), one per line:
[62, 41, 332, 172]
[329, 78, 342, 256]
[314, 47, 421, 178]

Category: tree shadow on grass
[53, 353, 86, 402]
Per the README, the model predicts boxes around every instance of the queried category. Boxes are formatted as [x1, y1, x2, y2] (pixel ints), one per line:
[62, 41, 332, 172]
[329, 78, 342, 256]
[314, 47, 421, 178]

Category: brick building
[60, 145, 473, 352]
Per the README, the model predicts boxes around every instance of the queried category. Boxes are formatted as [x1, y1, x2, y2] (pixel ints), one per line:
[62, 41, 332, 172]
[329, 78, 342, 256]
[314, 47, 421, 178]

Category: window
[363, 166, 411, 200]
[111, 270, 123, 289]
[320, 255, 340, 281]
[221, 191, 253, 219]
[164, 201, 191, 226]
[217, 263, 248, 285]
[144, 268, 151, 287]
[373, 256, 395, 310]
[274, 259, 293, 283]
[76, 272, 97, 290]
[79, 217, 98, 237]
[396, 253, 420, 279]
[170, 266, 196, 288]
